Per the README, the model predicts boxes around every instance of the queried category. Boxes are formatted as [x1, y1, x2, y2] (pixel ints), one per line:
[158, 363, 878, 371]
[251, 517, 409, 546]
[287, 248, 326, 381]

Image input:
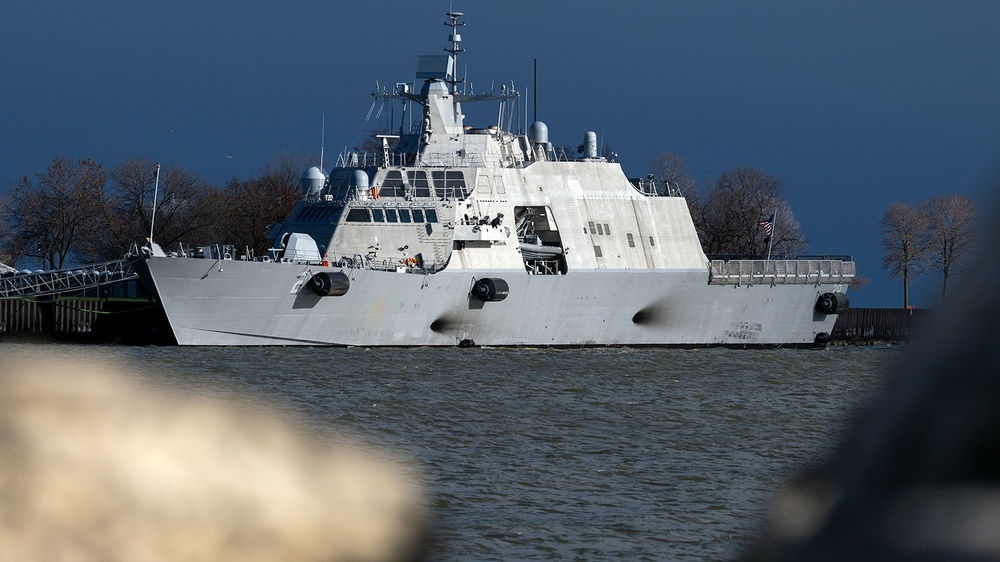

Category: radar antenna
[445, 12, 466, 94]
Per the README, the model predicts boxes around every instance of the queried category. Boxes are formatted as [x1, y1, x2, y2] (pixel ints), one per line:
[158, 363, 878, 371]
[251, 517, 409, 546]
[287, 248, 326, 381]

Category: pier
[1, 260, 174, 344]
[0, 259, 140, 300]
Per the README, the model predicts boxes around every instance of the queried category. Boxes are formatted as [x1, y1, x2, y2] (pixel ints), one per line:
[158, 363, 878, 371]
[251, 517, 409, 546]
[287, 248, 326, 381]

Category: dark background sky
[3, 1, 998, 308]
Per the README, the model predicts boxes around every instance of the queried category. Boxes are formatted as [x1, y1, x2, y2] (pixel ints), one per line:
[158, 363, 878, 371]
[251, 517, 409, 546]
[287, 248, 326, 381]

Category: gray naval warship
[134, 12, 855, 347]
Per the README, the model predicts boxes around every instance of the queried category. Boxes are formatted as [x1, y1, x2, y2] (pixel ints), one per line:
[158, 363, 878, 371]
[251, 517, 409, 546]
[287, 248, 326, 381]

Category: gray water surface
[8, 344, 899, 560]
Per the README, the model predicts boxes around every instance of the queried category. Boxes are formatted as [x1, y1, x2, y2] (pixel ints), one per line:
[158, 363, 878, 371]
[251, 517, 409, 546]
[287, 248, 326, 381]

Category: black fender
[816, 292, 849, 315]
[470, 278, 509, 302]
[310, 271, 350, 297]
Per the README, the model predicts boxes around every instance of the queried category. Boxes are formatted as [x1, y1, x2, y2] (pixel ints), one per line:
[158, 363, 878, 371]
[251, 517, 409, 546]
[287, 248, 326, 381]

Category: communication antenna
[320, 114, 326, 169]
[149, 163, 161, 245]
[524, 86, 528, 134]
[445, 11, 466, 94]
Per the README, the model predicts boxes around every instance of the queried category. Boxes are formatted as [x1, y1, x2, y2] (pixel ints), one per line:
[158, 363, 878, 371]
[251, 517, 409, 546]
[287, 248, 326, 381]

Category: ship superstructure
[135, 12, 854, 347]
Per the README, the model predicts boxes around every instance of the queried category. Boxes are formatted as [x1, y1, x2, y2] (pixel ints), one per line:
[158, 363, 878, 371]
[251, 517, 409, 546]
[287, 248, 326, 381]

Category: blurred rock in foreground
[0, 353, 429, 562]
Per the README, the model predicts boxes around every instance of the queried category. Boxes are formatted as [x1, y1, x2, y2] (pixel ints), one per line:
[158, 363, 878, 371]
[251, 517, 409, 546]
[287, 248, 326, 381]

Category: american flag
[760, 213, 775, 237]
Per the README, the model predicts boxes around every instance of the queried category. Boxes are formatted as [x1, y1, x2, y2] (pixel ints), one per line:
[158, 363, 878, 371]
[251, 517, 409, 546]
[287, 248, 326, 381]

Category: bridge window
[594, 245, 603, 257]
[380, 171, 406, 198]
[627, 233, 635, 247]
[297, 204, 344, 224]
[409, 171, 431, 198]
[346, 208, 371, 222]
[596, 223, 604, 235]
[589, 221, 596, 234]
[431, 170, 468, 198]
[372, 209, 385, 222]
[399, 209, 412, 223]
[649, 236, 655, 247]
[604, 224, 611, 235]
[386, 209, 398, 223]
[425, 209, 438, 223]
[412, 209, 425, 222]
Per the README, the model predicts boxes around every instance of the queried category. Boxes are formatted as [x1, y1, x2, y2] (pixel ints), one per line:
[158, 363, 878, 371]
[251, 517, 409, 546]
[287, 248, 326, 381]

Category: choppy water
[5, 344, 900, 560]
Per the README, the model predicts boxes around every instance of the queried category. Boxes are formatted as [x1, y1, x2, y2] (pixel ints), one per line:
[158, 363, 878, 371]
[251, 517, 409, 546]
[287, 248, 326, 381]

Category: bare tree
[920, 194, 977, 300]
[648, 152, 699, 198]
[205, 155, 305, 258]
[648, 152, 706, 237]
[881, 202, 929, 308]
[1, 156, 106, 269]
[849, 273, 870, 292]
[93, 158, 218, 259]
[696, 167, 805, 257]
[0, 219, 16, 267]
[258, 150, 315, 193]
[143, 164, 218, 249]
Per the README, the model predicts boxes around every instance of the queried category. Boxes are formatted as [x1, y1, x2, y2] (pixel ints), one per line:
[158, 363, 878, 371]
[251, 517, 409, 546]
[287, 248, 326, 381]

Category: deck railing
[708, 259, 856, 286]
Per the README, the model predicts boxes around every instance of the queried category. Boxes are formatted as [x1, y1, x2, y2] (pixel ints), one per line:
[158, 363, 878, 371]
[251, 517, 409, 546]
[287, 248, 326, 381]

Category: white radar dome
[528, 121, 549, 144]
[349, 169, 370, 189]
[300, 166, 327, 196]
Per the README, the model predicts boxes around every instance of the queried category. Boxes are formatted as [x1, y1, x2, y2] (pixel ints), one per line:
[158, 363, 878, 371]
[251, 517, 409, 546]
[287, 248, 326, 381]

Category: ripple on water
[6, 343, 896, 561]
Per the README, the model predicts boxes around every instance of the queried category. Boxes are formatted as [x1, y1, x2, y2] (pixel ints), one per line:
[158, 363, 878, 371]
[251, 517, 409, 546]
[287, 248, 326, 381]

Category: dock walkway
[0, 259, 140, 301]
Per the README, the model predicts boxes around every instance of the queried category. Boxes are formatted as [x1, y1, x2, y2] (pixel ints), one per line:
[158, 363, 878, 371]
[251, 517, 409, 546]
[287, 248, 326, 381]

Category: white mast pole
[149, 163, 161, 246]
[766, 207, 777, 260]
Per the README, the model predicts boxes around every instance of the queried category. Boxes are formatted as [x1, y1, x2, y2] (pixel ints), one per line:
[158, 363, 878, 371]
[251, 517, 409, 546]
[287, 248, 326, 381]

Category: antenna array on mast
[445, 12, 465, 94]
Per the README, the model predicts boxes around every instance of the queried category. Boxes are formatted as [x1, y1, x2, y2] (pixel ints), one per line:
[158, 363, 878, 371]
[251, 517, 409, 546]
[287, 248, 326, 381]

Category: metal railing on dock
[0, 259, 140, 300]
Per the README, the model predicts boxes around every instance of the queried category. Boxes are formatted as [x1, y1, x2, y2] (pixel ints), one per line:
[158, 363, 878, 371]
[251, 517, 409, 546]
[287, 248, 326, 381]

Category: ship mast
[445, 12, 465, 94]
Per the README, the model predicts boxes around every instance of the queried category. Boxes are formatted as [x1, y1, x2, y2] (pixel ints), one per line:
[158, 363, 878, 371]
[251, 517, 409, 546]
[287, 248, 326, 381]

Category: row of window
[297, 205, 341, 223]
[593, 235, 656, 257]
[587, 221, 611, 236]
[377, 170, 470, 199]
[345, 207, 440, 224]
[590, 220, 657, 250]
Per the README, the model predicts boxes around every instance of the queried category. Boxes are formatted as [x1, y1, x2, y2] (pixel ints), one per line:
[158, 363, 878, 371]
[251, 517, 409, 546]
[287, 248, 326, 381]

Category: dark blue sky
[3, 1, 998, 308]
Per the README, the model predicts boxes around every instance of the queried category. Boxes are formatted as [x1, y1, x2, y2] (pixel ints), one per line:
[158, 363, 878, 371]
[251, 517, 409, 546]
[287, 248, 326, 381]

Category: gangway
[0, 258, 142, 300]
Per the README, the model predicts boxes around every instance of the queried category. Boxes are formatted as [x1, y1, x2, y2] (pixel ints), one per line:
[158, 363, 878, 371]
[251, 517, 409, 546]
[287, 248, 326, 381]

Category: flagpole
[149, 163, 161, 246]
[766, 207, 777, 260]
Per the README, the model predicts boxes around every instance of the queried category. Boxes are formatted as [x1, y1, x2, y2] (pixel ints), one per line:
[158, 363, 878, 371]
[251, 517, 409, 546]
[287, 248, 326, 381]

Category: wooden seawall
[831, 307, 927, 344]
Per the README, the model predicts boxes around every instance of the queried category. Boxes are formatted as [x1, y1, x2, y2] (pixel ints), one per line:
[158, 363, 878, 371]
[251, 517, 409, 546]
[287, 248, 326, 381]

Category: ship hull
[136, 257, 845, 347]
